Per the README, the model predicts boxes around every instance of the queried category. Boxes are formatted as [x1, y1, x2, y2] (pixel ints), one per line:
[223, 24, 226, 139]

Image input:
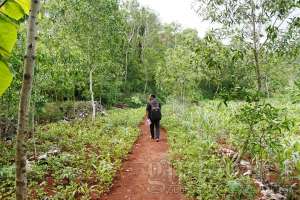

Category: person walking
[146, 94, 162, 142]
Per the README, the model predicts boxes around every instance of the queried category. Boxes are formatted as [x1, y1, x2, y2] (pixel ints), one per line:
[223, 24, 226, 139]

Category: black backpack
[150, 99, 161, 121]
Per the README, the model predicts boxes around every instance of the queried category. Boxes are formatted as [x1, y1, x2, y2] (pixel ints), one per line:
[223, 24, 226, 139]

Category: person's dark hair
[150, 94, 156, 98]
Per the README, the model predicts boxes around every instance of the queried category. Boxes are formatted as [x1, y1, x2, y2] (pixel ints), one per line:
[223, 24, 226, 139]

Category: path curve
[101, 119, 187, 200]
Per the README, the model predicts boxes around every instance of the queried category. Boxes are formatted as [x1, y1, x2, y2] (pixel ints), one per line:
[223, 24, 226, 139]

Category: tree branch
[259, 8, 296, 50]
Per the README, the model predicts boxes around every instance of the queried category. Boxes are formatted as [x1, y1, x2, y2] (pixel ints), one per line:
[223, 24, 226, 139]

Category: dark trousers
[150, 120, 160, 139]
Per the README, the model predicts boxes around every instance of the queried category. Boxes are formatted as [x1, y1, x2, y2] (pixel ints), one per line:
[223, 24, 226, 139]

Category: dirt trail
[101, 119, 187, 200]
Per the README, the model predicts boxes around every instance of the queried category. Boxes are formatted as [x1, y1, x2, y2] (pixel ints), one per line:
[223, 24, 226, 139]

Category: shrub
[234, 102, 294, 178]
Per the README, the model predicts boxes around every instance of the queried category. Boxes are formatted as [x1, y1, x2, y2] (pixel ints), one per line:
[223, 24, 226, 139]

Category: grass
[0, 107, 144, 199]
[162, 99, 300, 200]
[1, 99, 299, 199]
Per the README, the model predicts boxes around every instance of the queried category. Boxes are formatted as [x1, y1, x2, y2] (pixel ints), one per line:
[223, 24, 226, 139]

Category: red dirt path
[100, 119, 187, 200]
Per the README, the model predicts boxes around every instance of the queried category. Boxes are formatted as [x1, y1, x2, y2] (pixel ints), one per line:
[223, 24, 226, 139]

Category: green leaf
[0, 60, 13, 96]
[227, 180, 241, 192]
[14, 0, 30, 15]
[0, 17, 18, 57]
[0, 0, 25, 20]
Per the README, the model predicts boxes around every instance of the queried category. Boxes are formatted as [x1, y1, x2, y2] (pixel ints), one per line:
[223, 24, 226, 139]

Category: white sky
[137, 0, 211, 38]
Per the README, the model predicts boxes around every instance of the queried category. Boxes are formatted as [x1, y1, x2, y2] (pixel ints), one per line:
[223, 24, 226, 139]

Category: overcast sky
[137, 0, 211, 37]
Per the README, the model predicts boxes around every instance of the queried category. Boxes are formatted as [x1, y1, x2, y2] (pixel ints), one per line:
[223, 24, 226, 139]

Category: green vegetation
[163, 100, 300, 199]
[0, 0, 30, 96]
[2, 0, 299, 122]
[1, 108, 143, 199]
[0, 0, 299, 199]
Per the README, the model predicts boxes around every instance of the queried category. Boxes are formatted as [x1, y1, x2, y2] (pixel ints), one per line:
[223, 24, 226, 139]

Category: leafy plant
[162, 103, 256, 199]
[291, 79, 300, 103]
[0, 0, 30, 96]
[0, 107, 143, 199]
[235, 102, 294, 178]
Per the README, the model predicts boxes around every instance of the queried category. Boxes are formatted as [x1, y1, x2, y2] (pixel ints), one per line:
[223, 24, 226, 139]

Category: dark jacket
[146, 99, 161, 120]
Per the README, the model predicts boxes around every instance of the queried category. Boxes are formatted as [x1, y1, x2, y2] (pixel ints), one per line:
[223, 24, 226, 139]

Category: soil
[100, 119, 188, 200]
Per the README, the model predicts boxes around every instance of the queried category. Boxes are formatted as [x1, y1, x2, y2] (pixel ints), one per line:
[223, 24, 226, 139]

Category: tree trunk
[89, 69, 96, 121]
[142, 23, 148, 95]
[124, 25, 135, 84]
[253, 46, 262, 92]
[125, 48, 128, 83]
[31, 104, 37, 158]
[16, 1, 40, 199]
[251, 1, 262, 92]
[265, 75, 270, 98]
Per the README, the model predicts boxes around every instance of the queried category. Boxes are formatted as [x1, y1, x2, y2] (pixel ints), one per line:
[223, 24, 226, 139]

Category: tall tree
[196, 0, 300, 93]
[15, 0, 40, 199]
[156, 29, 200, 101]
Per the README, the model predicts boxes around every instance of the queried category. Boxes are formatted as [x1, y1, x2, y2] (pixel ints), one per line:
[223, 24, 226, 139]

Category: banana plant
[0, 0, 30, 96]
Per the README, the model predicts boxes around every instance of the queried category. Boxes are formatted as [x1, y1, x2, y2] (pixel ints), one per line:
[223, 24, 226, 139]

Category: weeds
[234, 102, 294, 179]
[162, 99, 300, 199]
[162, 101, 256, 199]
[0, 108, 143, 199]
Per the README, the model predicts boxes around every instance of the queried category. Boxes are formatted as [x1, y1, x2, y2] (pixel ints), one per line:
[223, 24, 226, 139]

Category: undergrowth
[162, 99, 300, 200]
[0, 108, 143, 199]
